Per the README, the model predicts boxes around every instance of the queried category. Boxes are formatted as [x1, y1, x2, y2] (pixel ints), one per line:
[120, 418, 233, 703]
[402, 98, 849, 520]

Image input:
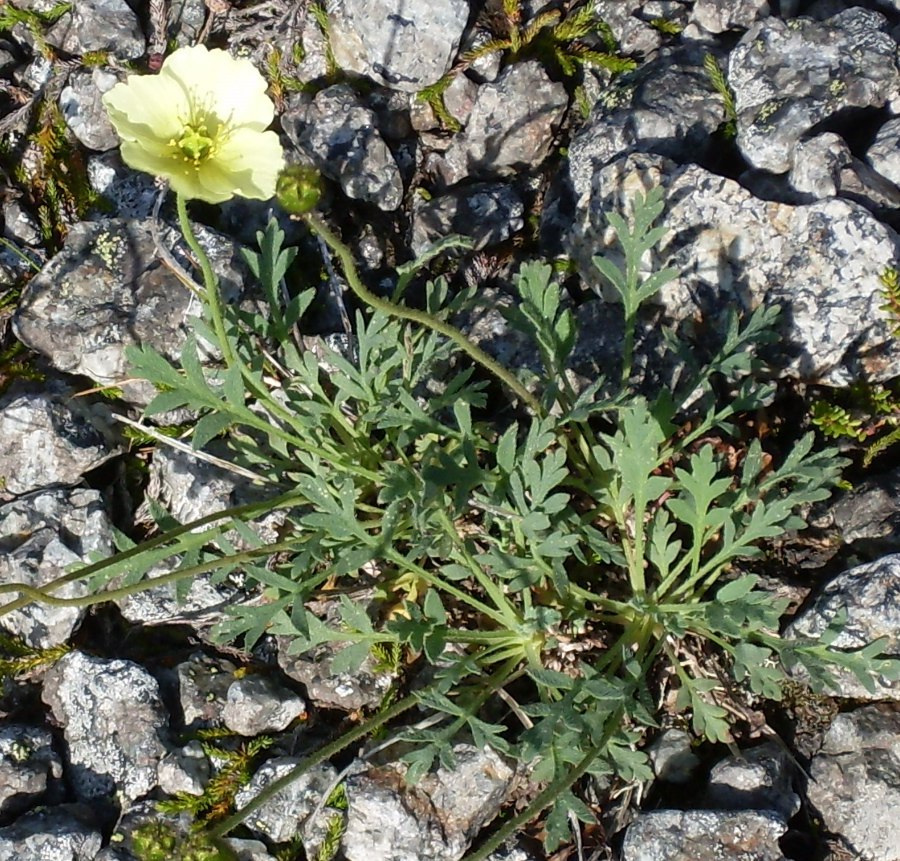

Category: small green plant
[0, 633, 70, 679]
[703, 52, 738, 139]
[879, 266, 900, 337]
[129, 820, 236, 861]
[3, 187, 895, 858]
[11, 100, 106, 250]
[157, 731, 275, 823]
[418, 0, 636, 131]
[810, 375, 900, 467]
[309, 2, 338, 79]
[0, 1, 71, 58]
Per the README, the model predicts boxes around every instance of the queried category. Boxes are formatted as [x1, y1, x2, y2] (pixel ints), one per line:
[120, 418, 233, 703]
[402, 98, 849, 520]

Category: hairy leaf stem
[303, 212, 543, 416]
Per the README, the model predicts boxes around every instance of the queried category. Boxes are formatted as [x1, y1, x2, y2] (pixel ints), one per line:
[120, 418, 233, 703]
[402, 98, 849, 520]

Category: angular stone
[0, 724, 63, 819]
[410, 183, 524, 257]
[223, 674, 306, 736]
[14, 217, 247, 407]
[282, 86, 404, 211]
[437, 61, 568, 186]
[45, 0, 145, 60]
[342, 745, 516, 861]
[622, 809, 788, 861]
[0, 382, 123, 497]
[329, 0, 469, 92]
[808, 705, 900, 861]
[558, 151, 900, 387]
[59, 68, 118, 151]
[0, 487, 113, 648]
[785, 553, 900, 700]
[729, 9, 900, 173]
[0, 804, 101, 861]
[705, 742, 800, 822]
[41, 651, 168, 804]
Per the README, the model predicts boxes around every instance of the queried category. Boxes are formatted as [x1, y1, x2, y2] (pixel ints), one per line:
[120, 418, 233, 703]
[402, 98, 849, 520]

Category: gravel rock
[0, 487, 113, 648]
[156, 740, 211, 797]
[41, 651, 168, 805]
[785, 553, 900, 700]
[329, 0, 469, 92]
[171, 651, 239, 729]
[435, 61, 568, 186]
[621, 809, 789, 861]
[808, 705, 900, 861]
[233, 757, 339, 845]
[45, 0, 145, 60]
[223, 674, 306, 736]
[704, 742, 800, 822]
[342, 744, 516, 861]
[690, 0, 770, 34]
[87, 152, 159, 219]
[282, 86, 404, 211]
[867, 117, 900, 188]
[58, 68, 118, 152]
[0, 803, 102, 861]
[14, 217, 248, 407]
[647, 728, 701, 784]
[558, 151, 900, 387]
[0, 724, 63, 819]
[729, 9, 900, 174]
[410, 183, 524, 257]
[0, 381, 123, 497]
[561, 43, 726, 188]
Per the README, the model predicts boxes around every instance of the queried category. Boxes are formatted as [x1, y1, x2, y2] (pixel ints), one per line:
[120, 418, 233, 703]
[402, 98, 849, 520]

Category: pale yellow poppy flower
[102, 45, 285, 204]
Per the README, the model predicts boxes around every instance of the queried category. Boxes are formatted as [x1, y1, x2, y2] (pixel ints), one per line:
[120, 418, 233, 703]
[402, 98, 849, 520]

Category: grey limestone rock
[0, 487, 113, 649]
[0, 724, 63, 819]
[559, 151, 900, 387]
[868, 117, 900, 189]
[788, 133, 852, 198]
[436, 61, 568, 187]
[0, 382, 123, 497]
[58, 68, 118, 152]
[808, 705, 900, 861]
[647, 728, 701, 784]
[172, 652, 239, 729]
[0, 804, 102, 861]
[704, 742, 800, 822]
[690, 0, 770, 34]
[828, 468, 900, 553]
[621, 809, 788, 861]
[785, 554, 900, 700]
[329, 0, 469, 92]
[341, 744, 516, 861]
[233, 757, 339, 845]
[87, 152, 159, 219]
[156, 741, 211, 797]
[729, 9, 900, 174]
[410, 183, 524, 257]
[14, 217, 247, 407]
[277, 634, 395, 711]
[592, 1, 667, 57]
[45, 0, 145, 60]
[41, 651, 169, 804]
[111, 554, 245, 629]
[282, 86, 404, 211]
[223, 674, 306, 736]
[145, 443, 287, 546]
[561, 44, 727, 195]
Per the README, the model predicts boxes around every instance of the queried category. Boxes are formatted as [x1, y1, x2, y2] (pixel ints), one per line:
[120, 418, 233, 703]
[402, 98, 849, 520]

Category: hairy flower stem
[303, 212, 544, 416]
[0, 489, 306, 618]
[176, 194, 235, 368]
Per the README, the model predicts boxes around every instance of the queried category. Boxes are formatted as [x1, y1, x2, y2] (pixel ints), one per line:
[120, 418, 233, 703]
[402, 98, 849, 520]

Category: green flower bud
[276, 165, 323, 215]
